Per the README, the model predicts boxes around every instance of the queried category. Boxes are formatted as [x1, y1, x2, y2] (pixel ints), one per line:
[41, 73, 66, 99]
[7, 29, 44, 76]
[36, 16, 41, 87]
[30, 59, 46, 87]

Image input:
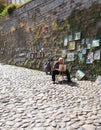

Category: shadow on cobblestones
[58, 80, 79, 87]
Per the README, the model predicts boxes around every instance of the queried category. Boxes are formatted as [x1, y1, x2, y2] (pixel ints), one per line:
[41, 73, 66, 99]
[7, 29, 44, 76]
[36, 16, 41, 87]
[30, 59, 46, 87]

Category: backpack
[45, 61, 51, 71]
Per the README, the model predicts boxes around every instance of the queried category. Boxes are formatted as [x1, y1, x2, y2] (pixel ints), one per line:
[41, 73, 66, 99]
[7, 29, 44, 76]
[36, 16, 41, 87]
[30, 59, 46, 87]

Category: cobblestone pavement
[0, 64, 101, 130]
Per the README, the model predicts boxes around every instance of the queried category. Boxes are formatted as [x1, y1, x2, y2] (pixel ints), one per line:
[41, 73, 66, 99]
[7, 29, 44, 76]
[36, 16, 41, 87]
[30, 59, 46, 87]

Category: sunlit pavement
[0, 64, 101, 130]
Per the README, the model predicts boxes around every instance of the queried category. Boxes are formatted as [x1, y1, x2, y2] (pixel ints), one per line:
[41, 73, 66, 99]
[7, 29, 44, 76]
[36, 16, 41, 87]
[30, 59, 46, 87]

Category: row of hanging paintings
[64, 32, 100, 49]
[64, 32, 81, 44]
[64, 39, 100, 50]
[26, 52, 44, 59]
[62, 50, 101, 64]
[63, 32, 100, 64]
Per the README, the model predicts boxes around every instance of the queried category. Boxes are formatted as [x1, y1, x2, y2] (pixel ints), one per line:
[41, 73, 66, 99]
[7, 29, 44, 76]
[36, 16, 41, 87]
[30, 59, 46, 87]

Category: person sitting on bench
[52, 57, 72, 84]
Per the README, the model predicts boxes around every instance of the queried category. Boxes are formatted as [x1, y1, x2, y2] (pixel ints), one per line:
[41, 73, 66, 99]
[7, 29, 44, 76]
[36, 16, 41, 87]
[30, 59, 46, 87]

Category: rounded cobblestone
[0, 64, 101, 129]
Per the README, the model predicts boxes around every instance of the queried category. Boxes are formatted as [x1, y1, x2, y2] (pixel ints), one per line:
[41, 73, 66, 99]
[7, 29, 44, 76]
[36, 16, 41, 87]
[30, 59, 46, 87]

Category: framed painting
[64, 37, 68, 46]
[67, 53, 74, 61]
[81, 38, 85, 44]
[37, 52, 41, 58]
[40, 52, 44, 58]
[82, 48, 86, 54]
[62, 50, 67, 58]
[78, 52, 83, 61]
[86, 52, 93, 64]
[87, 43, 91, 49]
[68, 41, 75, 50]
[92, 39, 100, 47]
[68, 34, 73, 42]
[86, 38, 90, 44]
[94, 50, 100, 60]
[77, 43, 81, 51]
[74, 32, 81, 40]
[76, 70, 85, 80]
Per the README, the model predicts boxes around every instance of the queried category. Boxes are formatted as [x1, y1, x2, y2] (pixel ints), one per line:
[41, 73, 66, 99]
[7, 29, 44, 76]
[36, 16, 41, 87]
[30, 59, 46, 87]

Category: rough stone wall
[0, 0, 101, 77]
[1, 0, 101, 33]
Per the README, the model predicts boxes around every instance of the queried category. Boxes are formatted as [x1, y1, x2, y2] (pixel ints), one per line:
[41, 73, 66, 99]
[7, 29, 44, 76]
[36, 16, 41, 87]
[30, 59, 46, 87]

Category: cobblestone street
[0, 63, 101, 130]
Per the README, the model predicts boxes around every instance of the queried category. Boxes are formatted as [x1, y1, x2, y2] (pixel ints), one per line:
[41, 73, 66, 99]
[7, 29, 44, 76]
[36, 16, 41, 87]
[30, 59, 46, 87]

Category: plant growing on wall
[32, 37, 39, 45]
[0, 1, 6, 13]
[68, 3, 101, 37]
[53, 18, 70, 32]
[6, 4, 16, 15]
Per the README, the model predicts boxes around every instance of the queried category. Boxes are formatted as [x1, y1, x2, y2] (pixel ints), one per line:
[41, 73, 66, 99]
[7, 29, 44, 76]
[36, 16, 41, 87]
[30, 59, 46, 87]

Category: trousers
[52, 69, 71, 82]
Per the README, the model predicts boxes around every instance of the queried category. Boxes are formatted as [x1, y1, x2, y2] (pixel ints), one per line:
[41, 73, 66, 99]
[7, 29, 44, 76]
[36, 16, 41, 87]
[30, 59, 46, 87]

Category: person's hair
[58, 57, 63, 61]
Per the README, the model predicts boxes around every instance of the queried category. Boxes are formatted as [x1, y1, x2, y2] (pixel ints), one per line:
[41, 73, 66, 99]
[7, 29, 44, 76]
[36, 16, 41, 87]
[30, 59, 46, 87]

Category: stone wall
[0, 0, 101, 79]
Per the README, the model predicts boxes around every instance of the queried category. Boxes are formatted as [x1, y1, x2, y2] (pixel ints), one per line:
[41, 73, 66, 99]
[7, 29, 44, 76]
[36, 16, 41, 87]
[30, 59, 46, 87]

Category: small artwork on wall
[74, 32, 81, 40]
[37, 52, 41, 58]
[81, 38, 85, 44]
[62, 50, 67, 58]
[36, 44, 41, 50]
[78, 52, 83, 61]
[94, 50, 100, 60]
[86, 52, 93, 64]
[40, 52, 44, 58]
[68, 34, 73, 42]
[64, 37, 68, 46]
[86, 38, 90, 44]
[82, 48, 86, 54]
[77, 43, 81, 51]
[87, 43, 91, 49]
[92, 39, 100, 47]
[68, 41, 75, 50]
[67, 53, 74, 61]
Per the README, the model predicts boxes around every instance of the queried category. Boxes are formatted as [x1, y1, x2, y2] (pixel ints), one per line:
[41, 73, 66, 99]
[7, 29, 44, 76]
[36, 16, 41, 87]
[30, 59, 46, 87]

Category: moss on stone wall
[44, 3, 101, 79]
[1, 2, 101, 80]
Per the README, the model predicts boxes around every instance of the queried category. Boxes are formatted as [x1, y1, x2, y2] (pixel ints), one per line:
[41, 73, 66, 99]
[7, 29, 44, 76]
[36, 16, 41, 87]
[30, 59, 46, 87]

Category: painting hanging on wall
[68, 41, 75, 50]
[67, 53, 74, 61]
[86, 38, 90, 44]
[64, 37, 68, 46]
[78, 52, 83, 61]
[87, 43, 91, 49]
[37, 52, 41, 58]
[92, 39, 100, 47]
[62, 50, 67, 58]
[40, 52, 44, 58]
[86, 52, 93, 64]
[68, 34, 73, 41]
[77, 43, 81, 51]
[94, 50, 100, 60]
[82, 48, 86, 54]
[81, 38, 85, 44]
[36, 45, 40, 51]
[74, 32, 81, 40]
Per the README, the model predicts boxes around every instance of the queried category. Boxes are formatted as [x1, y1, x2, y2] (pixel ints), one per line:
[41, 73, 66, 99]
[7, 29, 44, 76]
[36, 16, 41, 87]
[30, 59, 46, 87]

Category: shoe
[53, 81, 56, 84]
[68, 80, 73, 83]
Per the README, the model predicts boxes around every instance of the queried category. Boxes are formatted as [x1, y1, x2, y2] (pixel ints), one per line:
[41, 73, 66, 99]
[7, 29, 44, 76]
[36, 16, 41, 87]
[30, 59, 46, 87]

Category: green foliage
[0, 4, 18, 16]
[90, 3, 101, 21]
[54, 19, 70, 31]
[0, 8, 7, 16]
[8, 59, 13, 64]
[24, 0, 30, 4]
[0, 1, 6, 16]
[32, 37, 39, 45]
[68, 4, 101, 34]
[23, 59, 31, 68]
[0, 3, 6, 13]
[6, 4, 16, 15]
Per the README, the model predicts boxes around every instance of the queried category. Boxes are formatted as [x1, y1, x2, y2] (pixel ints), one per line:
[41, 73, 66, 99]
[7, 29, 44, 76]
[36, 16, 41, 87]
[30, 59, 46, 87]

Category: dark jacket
[54, 62, 59, 69]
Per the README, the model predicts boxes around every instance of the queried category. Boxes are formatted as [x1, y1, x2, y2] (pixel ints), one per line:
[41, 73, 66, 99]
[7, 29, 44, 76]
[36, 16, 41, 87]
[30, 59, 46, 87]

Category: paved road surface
[0, 64, 101, 130]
